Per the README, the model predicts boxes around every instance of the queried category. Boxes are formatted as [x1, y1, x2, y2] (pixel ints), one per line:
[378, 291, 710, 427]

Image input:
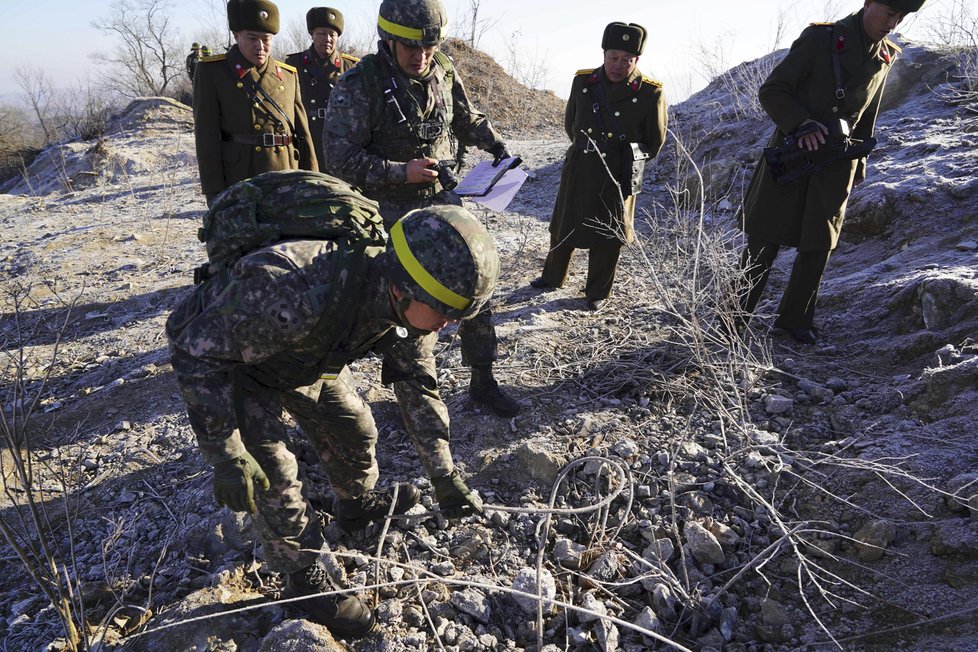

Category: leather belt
[573, 133, 613, 153]
[223, 133, 295, 146]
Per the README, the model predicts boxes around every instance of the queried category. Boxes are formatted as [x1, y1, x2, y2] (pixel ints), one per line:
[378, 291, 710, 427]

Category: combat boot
[334, 484, 421, 532]
[469, 366, 522, 417]
[286, 560, 376, 638]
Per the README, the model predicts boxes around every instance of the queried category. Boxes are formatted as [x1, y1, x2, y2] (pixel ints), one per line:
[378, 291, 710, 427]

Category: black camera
[433, 159, 458, 191]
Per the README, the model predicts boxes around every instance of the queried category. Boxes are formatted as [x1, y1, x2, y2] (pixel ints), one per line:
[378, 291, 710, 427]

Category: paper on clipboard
[469, 168, 528, 212]
[454, 157, 522, 196]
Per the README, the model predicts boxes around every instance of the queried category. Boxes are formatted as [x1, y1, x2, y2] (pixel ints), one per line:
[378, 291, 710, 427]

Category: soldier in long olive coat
[530, 22, 667, 310]
[194, 0, 317, 205]
[737, 0, 925, 343]
[285, 7, 358, 172]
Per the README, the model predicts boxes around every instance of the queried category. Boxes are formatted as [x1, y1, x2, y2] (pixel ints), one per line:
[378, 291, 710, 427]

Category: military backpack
[195, 169, 386, 283]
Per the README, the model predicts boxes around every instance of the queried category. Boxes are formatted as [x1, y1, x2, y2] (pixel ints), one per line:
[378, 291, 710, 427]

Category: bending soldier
[736, 0, 924, 343]
[530, 22, 667, 311]
[168, 198, 495, 637]
[193, 0, 317, 206]
[285, 7, 359, 171]
[323, 0, 522, 417]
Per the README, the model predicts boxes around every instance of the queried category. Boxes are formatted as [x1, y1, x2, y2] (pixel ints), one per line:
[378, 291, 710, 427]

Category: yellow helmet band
[391, 219, 470, 311]
[378, 14, 446, 43]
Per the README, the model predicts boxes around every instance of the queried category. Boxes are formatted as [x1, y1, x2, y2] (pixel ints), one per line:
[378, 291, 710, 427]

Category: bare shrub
[926, 0, 978, 109]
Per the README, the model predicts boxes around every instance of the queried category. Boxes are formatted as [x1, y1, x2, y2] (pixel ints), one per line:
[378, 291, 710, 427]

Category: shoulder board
[883, 38, 902, 53]
[199, 54, 226, 63]
[575, 68, 595, 76]
[642, 76, 663, 88]
[278, 61, 298, 73]
[809, 21, 834, 26]
[340, 53, 360, 63]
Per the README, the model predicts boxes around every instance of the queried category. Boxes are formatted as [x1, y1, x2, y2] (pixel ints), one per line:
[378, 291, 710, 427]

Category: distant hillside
[441, 38, 565, 137]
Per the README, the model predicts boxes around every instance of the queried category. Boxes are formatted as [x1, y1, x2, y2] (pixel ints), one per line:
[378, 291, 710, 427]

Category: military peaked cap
[227, 0, 280, 34]
[877, 0, 925, 11]
[602, 22, 647, 56]
[307, 7, 344, 34]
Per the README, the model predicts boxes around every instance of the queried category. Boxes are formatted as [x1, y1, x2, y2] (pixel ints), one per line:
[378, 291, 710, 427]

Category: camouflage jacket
[323, 43, 502, 200]
[166, 242, 454, 477]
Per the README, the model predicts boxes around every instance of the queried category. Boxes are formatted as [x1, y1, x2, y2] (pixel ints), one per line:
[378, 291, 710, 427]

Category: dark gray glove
[213, 451, 270, 514]
[489, 142, 511, 167]
[432, 469, 484, 518]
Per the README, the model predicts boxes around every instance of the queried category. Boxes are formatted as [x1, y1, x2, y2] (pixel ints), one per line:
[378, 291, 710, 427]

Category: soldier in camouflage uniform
[323, 0, 521, 417]
[193, 0, 317, 205]
[285, 7, 359, 172]
[167, 198, 495, 637]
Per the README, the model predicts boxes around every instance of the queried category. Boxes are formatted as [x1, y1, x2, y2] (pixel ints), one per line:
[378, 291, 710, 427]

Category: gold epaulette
[883, 38, 902, 53]
[575, 68, 595, 76]
[809, 21, 834, 26]
[278, 61, 298, 73]
[643, 76, 663, 88]
[199, 54, 226, 63]
[340, 53, 360, 63]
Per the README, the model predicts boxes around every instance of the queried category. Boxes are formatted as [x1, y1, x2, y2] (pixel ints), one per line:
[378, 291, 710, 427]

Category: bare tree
[14, 66, 57, 143]
[460, 0, 502, 49]
[90, 0, 184, 98]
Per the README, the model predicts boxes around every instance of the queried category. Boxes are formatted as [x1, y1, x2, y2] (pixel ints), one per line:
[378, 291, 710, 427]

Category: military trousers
[540, 235, 622, 301]
[378, 191, 497, 368]
[738, 237, 831, 330]
[232, 367, 380, 573]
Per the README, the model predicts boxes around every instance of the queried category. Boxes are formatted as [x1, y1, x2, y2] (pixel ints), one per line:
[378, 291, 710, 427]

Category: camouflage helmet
[191, 42, 201, 50]
[377, 0, 448, 47]
[387, 205, 498, 321]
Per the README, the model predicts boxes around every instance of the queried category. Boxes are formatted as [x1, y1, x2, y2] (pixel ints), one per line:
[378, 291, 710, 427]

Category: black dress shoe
[777, 326, 817, 344]
[530, 277, 553, 289]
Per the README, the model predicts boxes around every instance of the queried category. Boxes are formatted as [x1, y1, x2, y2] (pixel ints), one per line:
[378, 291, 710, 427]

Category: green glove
[432, 469, 484, 519]
[213, 452, 270, 514]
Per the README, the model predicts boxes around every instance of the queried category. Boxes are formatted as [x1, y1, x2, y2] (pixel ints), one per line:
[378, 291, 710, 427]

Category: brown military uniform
[193, 45, 318, 200]
[738, 10, 899, 330]
[284, 48, 358, 172]
[541, 65, 667, 300]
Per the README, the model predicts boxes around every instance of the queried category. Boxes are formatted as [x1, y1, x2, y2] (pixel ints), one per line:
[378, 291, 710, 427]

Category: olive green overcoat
[549, 65, 667, 248]
[193, 45, 317, 198]
[284, 47, 358, 172]
[741, 11, 899, 251]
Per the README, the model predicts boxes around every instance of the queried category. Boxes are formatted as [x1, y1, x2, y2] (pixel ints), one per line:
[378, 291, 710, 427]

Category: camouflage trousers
[233, 367, 380, 573]
[378, 190, 497, 368]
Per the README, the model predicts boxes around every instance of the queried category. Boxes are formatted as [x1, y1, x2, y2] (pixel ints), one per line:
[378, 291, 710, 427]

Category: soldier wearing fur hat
[285, 8, 359, 172]
[530, 22, 667, 311]
[193, 0, 317, 205]
[736, 0, 925, 344]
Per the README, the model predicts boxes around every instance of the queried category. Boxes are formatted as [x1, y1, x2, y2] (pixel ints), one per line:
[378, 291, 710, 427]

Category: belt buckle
[584, 139, 597, 153]
[262, 133, 276, 147]
[317, 107, 328, 118]
[835, 89, 846, 100]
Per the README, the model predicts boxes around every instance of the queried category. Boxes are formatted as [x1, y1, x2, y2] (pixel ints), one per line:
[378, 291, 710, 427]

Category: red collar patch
[836, 35, 845, 51]
[235, 63, 247, 79]
[630, 79, 640, 92]
[275, 66, 283, 80]
[334, 57, 341, 67]
[881, 48, 891, 64]
[586, 72, 600, 86]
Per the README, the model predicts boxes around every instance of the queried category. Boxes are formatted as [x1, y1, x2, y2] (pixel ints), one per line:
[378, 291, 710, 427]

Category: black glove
[489, 142, 511, 167]
[213, 451, 270, 514]
[432, 469, 484, 519]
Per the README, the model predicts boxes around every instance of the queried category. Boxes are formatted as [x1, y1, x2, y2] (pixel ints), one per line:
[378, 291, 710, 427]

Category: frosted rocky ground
[1, 40, 976, 651]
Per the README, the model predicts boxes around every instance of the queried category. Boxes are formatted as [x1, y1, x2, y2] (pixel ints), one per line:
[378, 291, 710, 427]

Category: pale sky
[3, 0, 943, 104]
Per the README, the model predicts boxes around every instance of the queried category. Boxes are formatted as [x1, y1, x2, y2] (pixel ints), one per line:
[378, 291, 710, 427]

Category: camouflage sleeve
[450, 73, 503, 152]
[322, 72, 409, 188]
[383, 333, 455, 478]
[167, 251, 321, 462]
[194, 63, 227, 197]
[758, 25, 820, 135]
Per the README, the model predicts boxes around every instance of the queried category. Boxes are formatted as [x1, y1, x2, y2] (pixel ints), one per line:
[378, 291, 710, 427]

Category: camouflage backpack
[195, 169, 386, 283]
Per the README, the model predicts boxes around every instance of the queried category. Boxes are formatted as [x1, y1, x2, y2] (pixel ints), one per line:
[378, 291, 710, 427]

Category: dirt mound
[441, 38, 565, 137]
